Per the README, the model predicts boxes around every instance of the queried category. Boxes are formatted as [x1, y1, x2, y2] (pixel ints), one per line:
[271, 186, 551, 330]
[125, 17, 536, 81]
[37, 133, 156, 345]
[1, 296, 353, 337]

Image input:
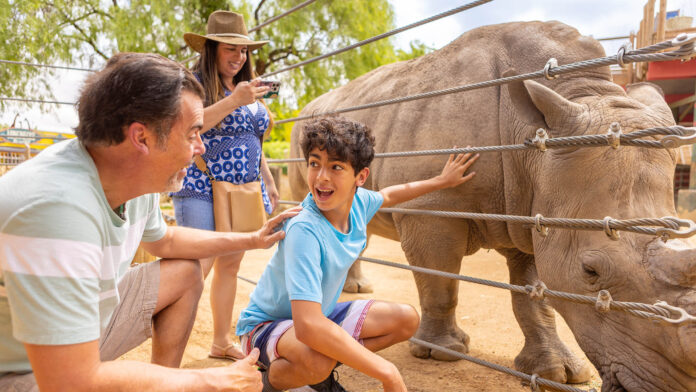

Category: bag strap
[194, 155, 216, 183]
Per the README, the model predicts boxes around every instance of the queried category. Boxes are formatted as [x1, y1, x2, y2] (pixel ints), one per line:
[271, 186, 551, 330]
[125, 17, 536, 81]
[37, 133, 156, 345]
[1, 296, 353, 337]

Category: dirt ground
[121, 233, 603, 391]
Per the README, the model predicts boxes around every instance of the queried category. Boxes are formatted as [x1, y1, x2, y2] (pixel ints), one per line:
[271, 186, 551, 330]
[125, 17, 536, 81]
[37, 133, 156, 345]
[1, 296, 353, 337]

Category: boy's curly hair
[300, 117, 376, 173]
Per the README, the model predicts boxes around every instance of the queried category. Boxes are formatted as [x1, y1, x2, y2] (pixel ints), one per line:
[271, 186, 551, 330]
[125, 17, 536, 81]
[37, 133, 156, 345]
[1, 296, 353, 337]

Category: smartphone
[259, 80, 281, 99]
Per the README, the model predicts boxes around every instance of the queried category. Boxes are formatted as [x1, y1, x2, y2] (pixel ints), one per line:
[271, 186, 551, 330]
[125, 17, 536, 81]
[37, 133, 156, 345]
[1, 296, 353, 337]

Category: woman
[173, 10, 279, 361]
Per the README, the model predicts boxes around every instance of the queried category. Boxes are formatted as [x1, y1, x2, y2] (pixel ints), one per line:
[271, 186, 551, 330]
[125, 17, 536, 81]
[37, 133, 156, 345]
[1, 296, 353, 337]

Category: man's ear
[355, 167, 370, 187]
[126, 122, 151, 154]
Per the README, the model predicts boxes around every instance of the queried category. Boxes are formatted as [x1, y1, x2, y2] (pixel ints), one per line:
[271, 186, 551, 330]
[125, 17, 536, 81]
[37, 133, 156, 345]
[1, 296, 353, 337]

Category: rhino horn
[646, 239, 696, 287]
[523, 80, 590, 136]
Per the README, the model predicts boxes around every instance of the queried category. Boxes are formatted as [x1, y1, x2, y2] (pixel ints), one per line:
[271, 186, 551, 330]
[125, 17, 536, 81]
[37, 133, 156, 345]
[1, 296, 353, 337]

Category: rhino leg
[500, 248, 592, 383]
[343, 258, 373, 293]
[343, 236, 373, 293]
[397, 220, 469, 361]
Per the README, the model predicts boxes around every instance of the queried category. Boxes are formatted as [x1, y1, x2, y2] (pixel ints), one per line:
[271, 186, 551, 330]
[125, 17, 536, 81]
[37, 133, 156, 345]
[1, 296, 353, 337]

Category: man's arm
[291, 301, 406, 392]
[25, 340, 262, 392]
[379, 152, 479, 208]
[141, 206, 301, 259]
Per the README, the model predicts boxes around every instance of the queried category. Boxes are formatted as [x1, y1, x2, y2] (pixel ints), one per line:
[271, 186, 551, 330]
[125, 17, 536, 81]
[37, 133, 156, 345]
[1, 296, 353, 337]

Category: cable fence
[273, 33, 696, 124]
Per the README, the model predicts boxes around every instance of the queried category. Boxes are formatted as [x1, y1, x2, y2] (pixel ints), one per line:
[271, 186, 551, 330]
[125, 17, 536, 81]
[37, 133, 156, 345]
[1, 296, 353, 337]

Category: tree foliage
[1, 0, 430, 141]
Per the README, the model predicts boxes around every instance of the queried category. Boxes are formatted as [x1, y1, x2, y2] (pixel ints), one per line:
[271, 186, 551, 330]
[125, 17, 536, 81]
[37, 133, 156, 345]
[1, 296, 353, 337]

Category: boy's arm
[291, 301, 406, 391]
[379, 151, 479, 208]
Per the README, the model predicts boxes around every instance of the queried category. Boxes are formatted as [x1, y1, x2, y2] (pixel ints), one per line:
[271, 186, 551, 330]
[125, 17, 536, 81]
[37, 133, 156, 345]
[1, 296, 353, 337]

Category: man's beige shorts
[0, 260, 160, 391]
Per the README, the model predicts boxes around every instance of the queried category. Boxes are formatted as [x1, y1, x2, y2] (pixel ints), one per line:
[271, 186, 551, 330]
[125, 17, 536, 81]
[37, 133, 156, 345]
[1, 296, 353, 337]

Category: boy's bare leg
[267, 301, 419, 390]
[268, 327, 338, 389]
[151, 258, 204, 367]
[359, 301, 419, 352]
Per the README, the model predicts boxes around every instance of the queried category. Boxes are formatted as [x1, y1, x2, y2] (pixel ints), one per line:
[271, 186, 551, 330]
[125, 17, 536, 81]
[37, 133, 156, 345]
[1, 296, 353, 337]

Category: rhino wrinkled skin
[289, 21, 696, 391]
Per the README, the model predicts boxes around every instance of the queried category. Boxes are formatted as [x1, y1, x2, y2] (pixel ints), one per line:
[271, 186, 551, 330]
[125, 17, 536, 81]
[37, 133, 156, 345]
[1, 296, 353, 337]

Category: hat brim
[184, 33, 268, 53]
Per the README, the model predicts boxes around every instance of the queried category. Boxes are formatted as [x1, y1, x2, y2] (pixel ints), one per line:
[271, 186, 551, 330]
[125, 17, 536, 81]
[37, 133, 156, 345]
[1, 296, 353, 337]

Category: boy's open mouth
[315, 188, 334, 201]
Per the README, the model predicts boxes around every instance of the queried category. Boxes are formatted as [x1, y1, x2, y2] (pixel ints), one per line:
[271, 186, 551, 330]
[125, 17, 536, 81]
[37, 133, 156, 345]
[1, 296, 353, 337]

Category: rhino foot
[342, 275, 373, 293]
[409, 328, 470, 361]
[514, 342, 592, 383]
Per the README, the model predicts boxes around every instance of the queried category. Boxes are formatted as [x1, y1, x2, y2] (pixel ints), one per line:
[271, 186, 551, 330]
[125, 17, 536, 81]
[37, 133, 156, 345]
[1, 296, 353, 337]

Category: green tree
[1, 0, 430, 143]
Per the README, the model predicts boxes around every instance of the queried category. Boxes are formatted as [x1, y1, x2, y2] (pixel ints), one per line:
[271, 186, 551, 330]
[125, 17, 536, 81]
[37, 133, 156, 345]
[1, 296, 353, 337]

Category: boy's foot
[309, 370, 348, 392]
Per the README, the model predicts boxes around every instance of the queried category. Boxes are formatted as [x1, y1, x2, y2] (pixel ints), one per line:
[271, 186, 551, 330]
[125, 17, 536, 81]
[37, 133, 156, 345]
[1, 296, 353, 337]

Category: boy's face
[306, 147, 369, 214]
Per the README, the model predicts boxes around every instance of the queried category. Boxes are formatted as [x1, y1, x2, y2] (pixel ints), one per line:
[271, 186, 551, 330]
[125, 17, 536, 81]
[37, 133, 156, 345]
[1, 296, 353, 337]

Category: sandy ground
[120, 234, 603, 391]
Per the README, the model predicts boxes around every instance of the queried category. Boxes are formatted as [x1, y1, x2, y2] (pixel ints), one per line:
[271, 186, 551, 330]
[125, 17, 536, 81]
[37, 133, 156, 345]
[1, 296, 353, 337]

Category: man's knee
[162, 258, 205, 298]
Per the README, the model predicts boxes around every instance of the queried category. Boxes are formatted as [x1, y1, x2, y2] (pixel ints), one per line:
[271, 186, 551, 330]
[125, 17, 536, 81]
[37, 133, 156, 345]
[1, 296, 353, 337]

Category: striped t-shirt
[0, 139, 167, 374]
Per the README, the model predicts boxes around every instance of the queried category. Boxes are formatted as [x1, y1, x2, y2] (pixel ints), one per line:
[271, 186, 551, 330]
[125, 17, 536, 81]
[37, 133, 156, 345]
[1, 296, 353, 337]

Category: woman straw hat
[184, 10, 269, 53]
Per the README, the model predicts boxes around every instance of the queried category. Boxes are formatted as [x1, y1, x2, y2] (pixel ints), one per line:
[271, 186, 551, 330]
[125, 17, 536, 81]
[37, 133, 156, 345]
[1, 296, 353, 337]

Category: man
[0, 52, 299, 391]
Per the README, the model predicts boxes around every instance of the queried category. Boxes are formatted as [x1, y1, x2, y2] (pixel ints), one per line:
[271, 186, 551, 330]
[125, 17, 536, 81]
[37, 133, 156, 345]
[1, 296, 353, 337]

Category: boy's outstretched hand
[435, 147, 479, 188]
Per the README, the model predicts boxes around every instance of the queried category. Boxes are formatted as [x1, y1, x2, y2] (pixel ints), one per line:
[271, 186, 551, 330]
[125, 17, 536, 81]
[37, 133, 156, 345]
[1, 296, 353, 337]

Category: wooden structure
[0, 127, 76, 172]
[618, 0, 696, 217]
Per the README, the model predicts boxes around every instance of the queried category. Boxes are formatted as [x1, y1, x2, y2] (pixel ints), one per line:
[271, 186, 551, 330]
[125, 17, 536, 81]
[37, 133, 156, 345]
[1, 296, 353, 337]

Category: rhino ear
[502, 70, 546, 128]
[524, 80, 590, 136]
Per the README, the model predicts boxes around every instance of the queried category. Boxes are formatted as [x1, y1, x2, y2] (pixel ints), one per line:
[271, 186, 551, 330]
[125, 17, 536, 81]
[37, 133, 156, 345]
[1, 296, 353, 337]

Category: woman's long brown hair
[192, 40, 274, 138]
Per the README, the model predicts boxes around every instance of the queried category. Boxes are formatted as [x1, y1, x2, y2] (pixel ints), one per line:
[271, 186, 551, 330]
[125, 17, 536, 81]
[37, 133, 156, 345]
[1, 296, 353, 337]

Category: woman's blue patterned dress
[172, 96, 272, 214]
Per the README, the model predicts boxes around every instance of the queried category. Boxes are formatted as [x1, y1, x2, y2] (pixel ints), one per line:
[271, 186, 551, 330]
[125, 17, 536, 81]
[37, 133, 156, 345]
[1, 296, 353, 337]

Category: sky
[3, 0, 695, 133]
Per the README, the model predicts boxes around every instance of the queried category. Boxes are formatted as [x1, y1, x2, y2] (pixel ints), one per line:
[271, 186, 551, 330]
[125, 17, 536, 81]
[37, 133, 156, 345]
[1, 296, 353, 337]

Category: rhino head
[503, 77, 696, 391]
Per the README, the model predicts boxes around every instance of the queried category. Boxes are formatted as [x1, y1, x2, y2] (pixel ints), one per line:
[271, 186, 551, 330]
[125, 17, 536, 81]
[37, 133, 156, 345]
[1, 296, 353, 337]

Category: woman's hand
[267, 182, 280, 212]
[231, 79, 270, 106]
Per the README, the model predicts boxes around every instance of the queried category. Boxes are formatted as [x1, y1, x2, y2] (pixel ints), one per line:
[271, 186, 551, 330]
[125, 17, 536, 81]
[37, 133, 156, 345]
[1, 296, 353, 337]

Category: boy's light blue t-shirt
[236, 187, 383, 335]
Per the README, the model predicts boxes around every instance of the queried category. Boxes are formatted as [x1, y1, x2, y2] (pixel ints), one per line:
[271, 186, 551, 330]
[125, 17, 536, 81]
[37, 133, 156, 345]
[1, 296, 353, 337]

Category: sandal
[208, 342, 245, 361]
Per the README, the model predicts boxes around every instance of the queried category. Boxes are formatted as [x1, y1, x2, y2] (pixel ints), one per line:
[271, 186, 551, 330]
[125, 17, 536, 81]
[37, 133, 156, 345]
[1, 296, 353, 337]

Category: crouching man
[0, 52, 299, 392]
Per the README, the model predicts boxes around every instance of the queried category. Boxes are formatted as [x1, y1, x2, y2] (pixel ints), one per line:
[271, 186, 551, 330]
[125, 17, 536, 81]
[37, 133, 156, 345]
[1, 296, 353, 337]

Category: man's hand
[231, 79, 270, 106]
[211, 348, 263, 392]
[253, 206, 302, 248]
[435, 146, 479, 189]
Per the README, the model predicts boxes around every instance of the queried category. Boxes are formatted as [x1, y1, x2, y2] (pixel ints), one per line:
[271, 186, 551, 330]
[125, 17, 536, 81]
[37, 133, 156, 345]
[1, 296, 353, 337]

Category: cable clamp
[532, 129, 549, 152]
[595, 290, 613, 313]
[543, 58, 558, 80]
[606, 122, 622, 149]
[603, 216, 620, 241]
[529, 373, 542, 392]
[528, 281, 547, 301]
[616, 43, 631, 68]
[534, 213, 549, 237]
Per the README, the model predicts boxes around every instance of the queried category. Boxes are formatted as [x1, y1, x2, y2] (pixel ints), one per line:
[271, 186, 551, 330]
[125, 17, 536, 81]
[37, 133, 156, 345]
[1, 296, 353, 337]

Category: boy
[236, 117, 479, 392]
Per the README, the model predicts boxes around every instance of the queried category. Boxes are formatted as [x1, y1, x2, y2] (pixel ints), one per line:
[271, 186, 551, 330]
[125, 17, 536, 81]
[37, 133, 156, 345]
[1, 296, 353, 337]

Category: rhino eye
[582, 262, 599, 284]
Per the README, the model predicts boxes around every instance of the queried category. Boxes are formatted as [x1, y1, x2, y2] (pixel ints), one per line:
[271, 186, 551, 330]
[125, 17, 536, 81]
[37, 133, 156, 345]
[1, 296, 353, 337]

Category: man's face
[154, 91, 205, 192]
[306, 147, 368, 215]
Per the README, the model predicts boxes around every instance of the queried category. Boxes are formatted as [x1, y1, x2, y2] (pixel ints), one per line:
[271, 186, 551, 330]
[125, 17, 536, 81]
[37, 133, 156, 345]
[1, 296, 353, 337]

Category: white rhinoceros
[289, 21, 696, 391]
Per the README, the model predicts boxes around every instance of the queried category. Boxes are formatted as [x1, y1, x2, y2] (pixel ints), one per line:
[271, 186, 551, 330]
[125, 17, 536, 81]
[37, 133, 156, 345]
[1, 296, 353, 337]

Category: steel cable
[408, 338, 596, 392]
[261, 0, 494, 78]
[273, 34, 696, 125]
[266, 125, 696, 164]
[248, 0, 320, 33]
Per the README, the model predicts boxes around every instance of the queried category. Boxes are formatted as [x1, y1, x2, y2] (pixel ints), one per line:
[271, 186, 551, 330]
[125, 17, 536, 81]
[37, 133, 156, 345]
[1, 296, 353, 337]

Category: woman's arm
[260, 155, 279, 212]
[201, 80, 269, 132]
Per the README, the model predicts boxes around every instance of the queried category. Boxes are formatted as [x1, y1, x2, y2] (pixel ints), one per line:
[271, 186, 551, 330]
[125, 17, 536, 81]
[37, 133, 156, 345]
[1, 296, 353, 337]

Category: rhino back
[289, 21, 609, 248]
